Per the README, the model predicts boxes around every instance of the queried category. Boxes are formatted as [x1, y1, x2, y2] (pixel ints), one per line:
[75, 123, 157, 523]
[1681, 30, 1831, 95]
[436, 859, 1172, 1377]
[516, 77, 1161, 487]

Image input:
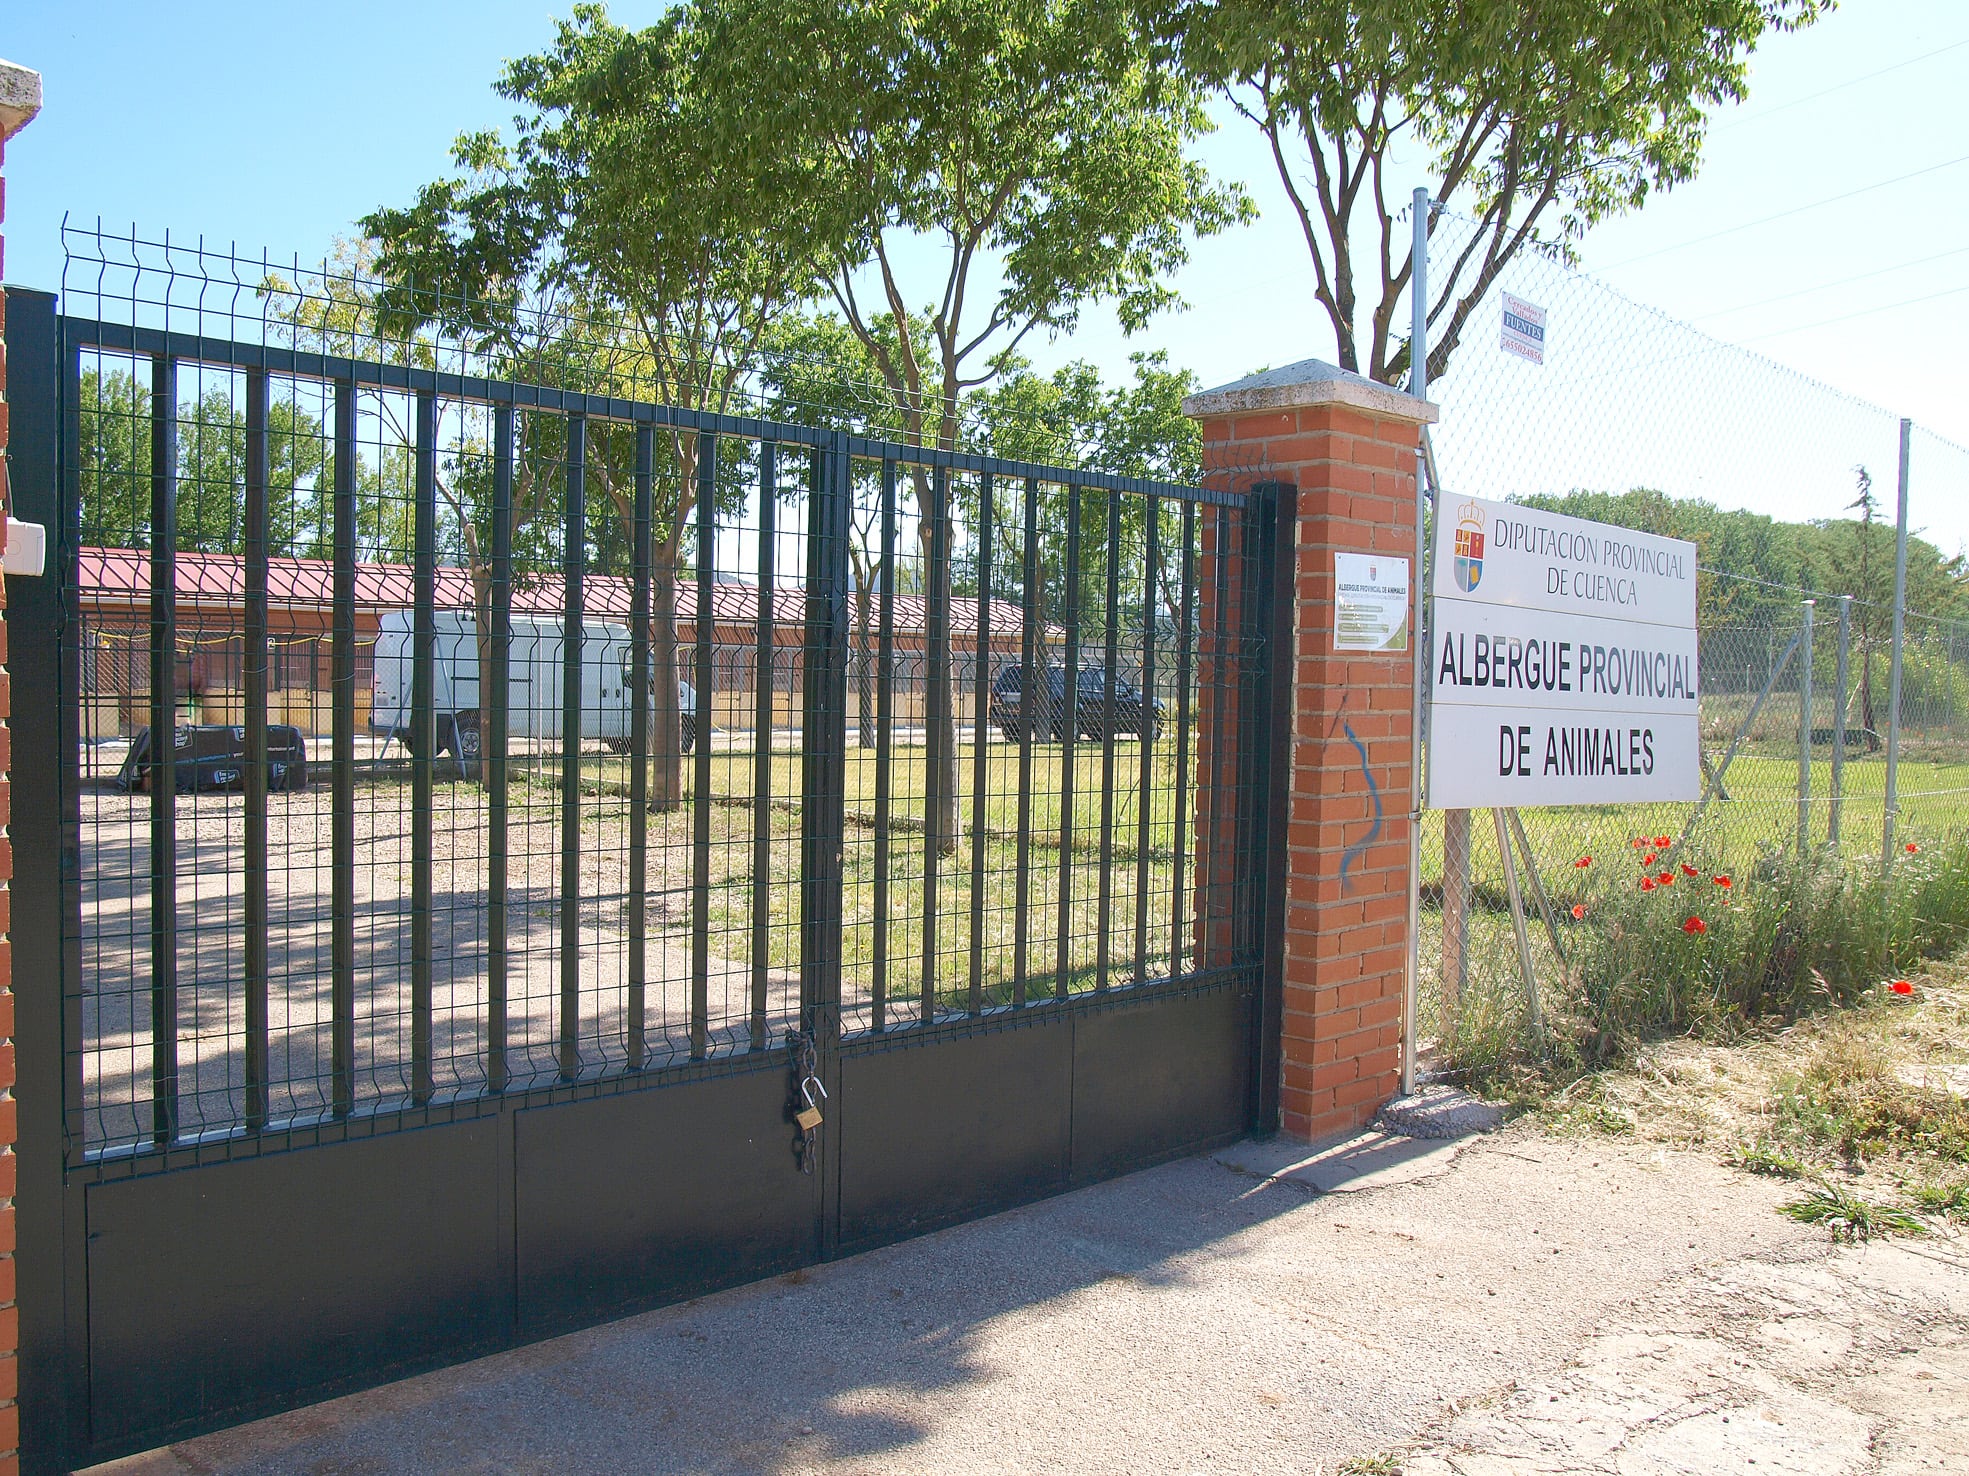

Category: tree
[698, 0, 1247, 851]
[961, 351, 1202, 638]
[1159, 0, 1831, 387]
[753, 312, 909, 750]
[363, 3, 828, 808]
[1515, 483, 1969, 716]
[79, 368, 332, 554]
[261, 240, 607, 770]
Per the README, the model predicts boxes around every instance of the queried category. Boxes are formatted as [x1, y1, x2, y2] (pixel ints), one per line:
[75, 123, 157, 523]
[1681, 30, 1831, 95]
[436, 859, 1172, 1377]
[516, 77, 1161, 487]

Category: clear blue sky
[7, 1, 1967, 548]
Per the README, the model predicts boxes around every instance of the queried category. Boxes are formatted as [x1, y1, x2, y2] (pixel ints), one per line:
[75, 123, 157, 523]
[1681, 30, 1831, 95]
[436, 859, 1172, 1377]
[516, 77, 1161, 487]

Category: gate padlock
[795, 1075, 827, 1132]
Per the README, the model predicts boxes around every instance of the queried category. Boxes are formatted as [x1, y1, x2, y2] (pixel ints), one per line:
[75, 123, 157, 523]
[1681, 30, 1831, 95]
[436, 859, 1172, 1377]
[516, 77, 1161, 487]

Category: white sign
[1334, 552, 1410, 651]
[1500, 292, 1547, 365]
[1427, 495, 1700, 809]
[1431, 497, 1697, 627]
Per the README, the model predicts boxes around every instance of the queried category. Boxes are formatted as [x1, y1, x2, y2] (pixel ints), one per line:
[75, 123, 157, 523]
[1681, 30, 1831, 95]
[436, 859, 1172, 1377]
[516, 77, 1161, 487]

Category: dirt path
[90, 1118, 1967, 1476]
[1399, 1233, 1968, 1474]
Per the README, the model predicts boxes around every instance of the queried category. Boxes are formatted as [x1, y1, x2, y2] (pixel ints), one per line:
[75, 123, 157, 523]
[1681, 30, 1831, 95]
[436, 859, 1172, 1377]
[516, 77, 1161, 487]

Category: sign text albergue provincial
[1427, 495, 1700, 808]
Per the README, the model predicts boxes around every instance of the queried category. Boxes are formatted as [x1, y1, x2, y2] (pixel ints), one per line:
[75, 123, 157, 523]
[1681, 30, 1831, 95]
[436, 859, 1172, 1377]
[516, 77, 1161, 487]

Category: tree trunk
[649, 531, 685, 814]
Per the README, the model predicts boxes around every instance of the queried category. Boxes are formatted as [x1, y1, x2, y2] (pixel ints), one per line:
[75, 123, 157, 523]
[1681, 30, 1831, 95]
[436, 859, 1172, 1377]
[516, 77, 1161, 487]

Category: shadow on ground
[91, 1126, 1815, 1476]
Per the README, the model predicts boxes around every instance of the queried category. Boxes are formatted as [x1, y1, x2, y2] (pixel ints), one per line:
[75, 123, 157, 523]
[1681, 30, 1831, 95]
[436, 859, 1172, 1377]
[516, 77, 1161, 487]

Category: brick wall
[0, 59, 41, 1471]
[1186, 361, 1434, 1143]
[0, 124, 18, 1476]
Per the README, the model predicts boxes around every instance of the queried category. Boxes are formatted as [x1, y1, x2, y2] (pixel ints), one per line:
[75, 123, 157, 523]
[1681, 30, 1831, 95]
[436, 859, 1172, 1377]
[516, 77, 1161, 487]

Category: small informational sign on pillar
[1334, 551, 1410, 651]
[1427, 496, 1699, 808]
[1500, 293, 1547, 365]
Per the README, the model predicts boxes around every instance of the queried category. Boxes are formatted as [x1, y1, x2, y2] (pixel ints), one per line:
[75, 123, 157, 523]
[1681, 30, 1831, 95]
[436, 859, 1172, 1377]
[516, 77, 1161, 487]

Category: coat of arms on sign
[1453, 498, 1485, 592]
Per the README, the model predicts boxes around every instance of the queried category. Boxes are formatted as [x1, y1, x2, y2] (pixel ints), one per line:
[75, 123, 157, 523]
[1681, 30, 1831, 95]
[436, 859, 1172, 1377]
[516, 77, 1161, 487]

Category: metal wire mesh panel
[56, 229, 1256, 1167]
[1413, 206, 1969, 1062]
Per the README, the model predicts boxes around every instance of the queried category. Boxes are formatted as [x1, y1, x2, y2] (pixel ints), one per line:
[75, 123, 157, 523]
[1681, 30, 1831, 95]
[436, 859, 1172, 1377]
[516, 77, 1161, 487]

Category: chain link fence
[1415, 208, 1969, 1072]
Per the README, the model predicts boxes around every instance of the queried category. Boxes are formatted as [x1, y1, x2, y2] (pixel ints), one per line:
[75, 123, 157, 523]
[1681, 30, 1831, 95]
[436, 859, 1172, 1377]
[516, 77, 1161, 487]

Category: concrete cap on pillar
[0, 58, 43, 142]
[1181, 357, 1438, 426]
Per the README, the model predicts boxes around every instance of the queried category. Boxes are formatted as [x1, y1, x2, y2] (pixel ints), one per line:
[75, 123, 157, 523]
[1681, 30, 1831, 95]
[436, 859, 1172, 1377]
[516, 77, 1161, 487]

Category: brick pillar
[0, 57, 43, 1476]
[1185, 360, 1434, 1143]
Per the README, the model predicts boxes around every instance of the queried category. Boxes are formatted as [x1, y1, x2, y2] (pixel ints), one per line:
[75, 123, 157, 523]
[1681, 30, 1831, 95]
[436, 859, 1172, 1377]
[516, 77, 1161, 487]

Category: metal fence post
[800, 431, 853, 1253]
[1797, 599, 1814, 863]
[1883, 419, 1911, 872]
[7, 285, 90, 1471]
[1491, 809, 1542, 1040]
[1236, 482, 1294, 1135]
[1831, 594, 1851, 847]
[1403, 184, 1434, 1096]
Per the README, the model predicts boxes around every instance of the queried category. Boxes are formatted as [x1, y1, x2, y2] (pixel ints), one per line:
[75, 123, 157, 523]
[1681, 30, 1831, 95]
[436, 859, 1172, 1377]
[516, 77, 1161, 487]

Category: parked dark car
[987, 664, 1164, 742]
[113, 724, 309, 793]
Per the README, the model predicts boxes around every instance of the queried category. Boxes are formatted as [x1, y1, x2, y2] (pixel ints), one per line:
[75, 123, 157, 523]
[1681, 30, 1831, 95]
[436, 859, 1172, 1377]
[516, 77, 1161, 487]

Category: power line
[1594, 152, 1969, 271]
[1743, 283, 1969, 342]
[1712, 35, 1969, 131]
[1695, 244, 1969, 322]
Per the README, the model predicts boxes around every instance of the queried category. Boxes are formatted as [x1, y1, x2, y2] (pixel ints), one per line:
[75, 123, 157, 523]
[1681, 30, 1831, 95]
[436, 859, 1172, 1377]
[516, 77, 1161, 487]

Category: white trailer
[369, 609, 699, 759]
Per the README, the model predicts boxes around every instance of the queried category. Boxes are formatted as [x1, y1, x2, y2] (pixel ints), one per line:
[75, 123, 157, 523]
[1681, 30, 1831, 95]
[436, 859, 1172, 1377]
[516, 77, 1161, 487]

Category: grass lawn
[497, 733, 1201, 1017]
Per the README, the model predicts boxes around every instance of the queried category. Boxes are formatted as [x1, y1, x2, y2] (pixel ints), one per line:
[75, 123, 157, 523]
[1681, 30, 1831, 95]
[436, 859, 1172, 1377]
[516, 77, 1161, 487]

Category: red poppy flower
[1654, 836, 1672, 848]
[1680, 863, 1699, 877]
[1890, 980, 1914, 995]
[1642, 851, 1658, 866]
[1571, 903, 1587, 920]
[1631, 837, 1646, 848]
[1640, 877, 1657, 892]
[1657, 871, 1675, 886]
[1683, 916, 1707, 935]
[1906, 843, 1920, 854]
[1712, 875, 1732, 888]
[1574, 856, 1593, 869]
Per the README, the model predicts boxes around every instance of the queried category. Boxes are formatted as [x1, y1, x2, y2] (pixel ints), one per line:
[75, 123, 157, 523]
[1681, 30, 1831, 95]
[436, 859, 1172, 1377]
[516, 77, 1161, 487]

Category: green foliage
[1781, 1181, 1928, 1241]
[1514, 486, 1969, 630]
[1731, 1140, 1810, 1178]
[958, 352, 1202, 622]
[1541, 1089, 1635, 1137]
[697, 0, 1246, 451]
[1543, 839, 1969, 1067]
[77, 368, 392, 558]
[1768, 1035, 1969, 1167]
[1909, 1180, 1969, 1220]
[362, 4, 835, 806]
[1156, 0, 1831, 385]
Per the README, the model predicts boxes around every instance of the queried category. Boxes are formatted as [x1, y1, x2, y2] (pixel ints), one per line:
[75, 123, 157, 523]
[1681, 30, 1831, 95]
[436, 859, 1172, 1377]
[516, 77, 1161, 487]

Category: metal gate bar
[487, 402, 515, 1092]
[331, 377, 357, 1117]
[1135, 497, 1159, 980]
[967, 473, 993, 1018]
[146, 352, 178, 1147]
[871, 457, 897, 1031]
[749, 440, 776, 1053]
[242, 368, 271, 1130]
[1054, 484, 1081, 999]
[1172, 499, 1195, 974]
[411, 390, 437, 1105]
[12, 283, 1289, 1473]
[560, 415, 587, 1080]
[1013, 473, 1040, 1007]
[1097, 488, 1122, 990]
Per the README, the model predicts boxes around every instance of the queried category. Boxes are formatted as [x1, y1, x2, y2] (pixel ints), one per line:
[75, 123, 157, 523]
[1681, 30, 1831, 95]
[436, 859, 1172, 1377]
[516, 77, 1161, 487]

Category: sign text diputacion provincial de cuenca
[1427, 495, 1700, 809]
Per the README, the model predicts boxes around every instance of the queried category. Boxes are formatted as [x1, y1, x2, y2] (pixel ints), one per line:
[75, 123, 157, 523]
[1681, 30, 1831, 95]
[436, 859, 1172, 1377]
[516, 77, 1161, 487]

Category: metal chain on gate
[785, 1028, 826, 1174]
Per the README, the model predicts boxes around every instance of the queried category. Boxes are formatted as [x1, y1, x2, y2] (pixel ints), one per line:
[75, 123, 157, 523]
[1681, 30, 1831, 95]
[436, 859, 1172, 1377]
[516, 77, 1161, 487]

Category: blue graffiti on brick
[1340, 721, 1383, 894]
